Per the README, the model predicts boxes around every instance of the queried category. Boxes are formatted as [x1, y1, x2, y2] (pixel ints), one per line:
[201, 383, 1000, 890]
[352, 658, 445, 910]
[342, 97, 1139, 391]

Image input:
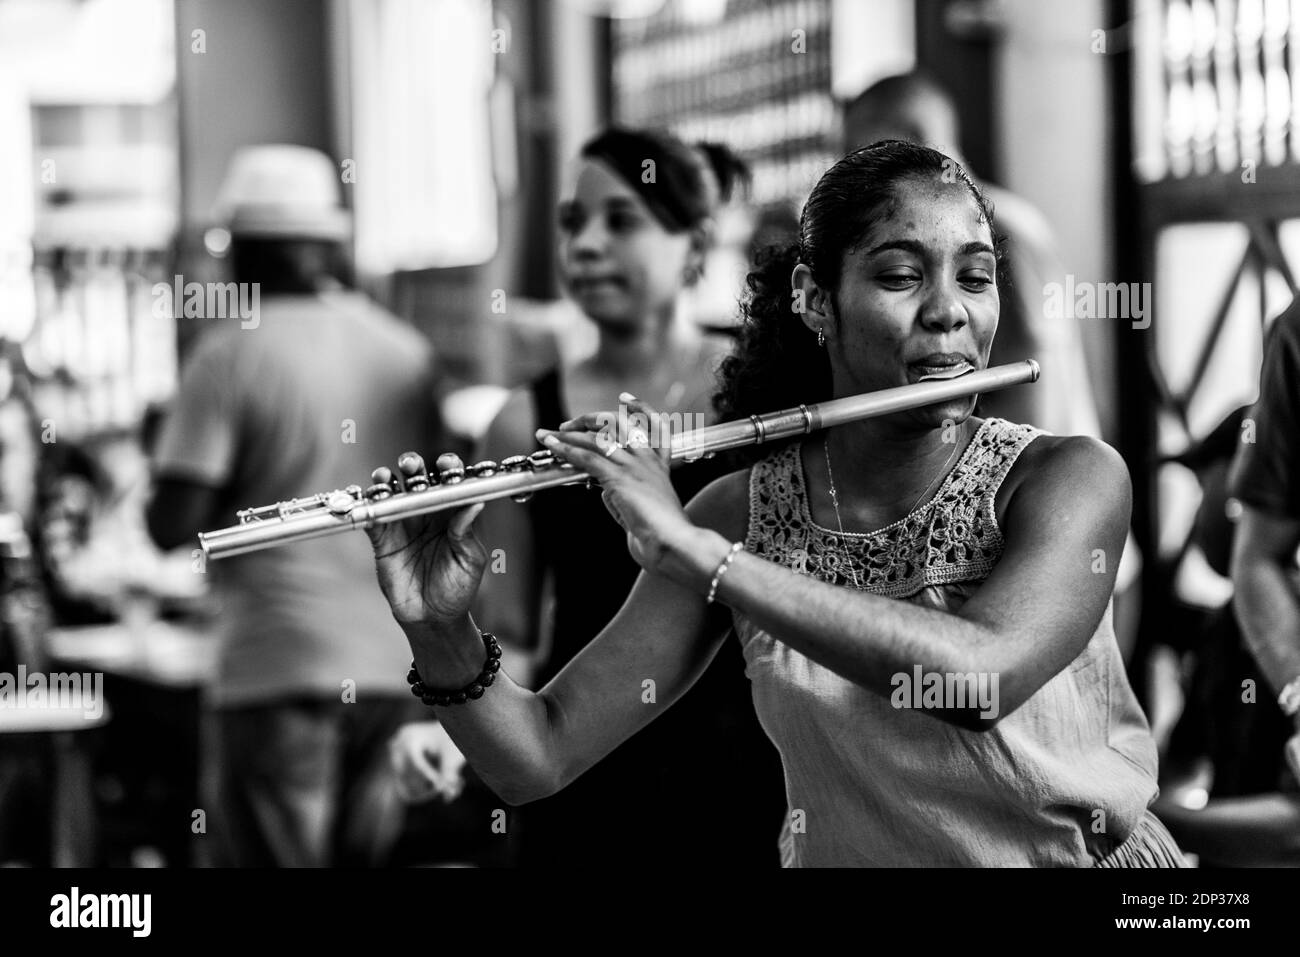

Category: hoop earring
[817, 327, 826, 347]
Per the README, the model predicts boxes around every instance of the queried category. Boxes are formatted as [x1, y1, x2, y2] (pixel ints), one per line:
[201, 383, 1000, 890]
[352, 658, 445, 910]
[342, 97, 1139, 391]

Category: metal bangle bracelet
[706, 541, 744, 604]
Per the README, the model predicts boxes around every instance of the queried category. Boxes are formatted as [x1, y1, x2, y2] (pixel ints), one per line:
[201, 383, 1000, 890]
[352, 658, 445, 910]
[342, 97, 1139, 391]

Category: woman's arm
[693, 437, 1128, 729]
[544, 416, 1129, 733]
[373, 478, 744, 806]
[1231, 506, 1300, 732]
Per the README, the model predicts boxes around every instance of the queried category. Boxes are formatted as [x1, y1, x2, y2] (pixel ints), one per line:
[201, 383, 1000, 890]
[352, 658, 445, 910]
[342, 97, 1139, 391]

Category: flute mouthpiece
[916, 364, 976, 382]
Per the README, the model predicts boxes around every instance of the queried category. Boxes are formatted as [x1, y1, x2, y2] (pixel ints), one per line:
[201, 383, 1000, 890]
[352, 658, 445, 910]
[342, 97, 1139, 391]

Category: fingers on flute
[537, 427, 601, 454]
[536, 428, 618, 476]
[434, 452, 464, 474]
[618, 393, 670, 463]
[391, 450, 467, 491]
[557, 412, 605, 432]
[618, 392, 661, 418]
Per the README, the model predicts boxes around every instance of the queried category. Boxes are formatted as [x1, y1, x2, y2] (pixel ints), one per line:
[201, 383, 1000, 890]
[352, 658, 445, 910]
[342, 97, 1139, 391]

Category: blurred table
[46, 619, 219, 688]
[0, 700, 111, 867]
[44, 619, 218, 866]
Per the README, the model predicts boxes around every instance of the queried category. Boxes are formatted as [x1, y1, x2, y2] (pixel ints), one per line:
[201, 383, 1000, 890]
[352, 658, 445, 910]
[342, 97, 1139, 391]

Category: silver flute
[198, 359, 1039, 560]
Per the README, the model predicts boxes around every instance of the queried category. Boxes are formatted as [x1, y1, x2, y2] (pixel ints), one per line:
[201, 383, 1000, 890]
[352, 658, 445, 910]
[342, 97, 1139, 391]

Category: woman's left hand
[537, 394, 699, 576]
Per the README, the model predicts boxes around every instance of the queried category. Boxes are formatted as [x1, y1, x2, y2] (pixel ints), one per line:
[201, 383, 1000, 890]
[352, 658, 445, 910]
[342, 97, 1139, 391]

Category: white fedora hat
[213, 144, 351, 241]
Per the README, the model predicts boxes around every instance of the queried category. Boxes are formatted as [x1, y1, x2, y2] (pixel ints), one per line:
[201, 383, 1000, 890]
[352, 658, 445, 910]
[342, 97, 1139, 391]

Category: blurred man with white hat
[147, 144, 458, 866]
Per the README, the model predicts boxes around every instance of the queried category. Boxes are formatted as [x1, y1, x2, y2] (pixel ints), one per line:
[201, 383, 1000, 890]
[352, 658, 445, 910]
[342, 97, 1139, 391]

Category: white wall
[175, 0, 331, 227]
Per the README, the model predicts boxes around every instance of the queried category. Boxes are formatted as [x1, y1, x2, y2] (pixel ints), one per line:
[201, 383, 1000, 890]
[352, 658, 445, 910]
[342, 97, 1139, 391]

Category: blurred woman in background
[388, 127, 786, 867]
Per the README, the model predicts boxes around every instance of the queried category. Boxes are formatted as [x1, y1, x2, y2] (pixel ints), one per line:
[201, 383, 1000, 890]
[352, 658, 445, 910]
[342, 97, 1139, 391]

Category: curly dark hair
[713, 140, 1002, 452]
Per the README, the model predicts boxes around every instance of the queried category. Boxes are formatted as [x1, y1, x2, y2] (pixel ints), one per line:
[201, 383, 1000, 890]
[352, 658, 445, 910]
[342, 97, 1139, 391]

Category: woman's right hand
[365, 452, 489, 626]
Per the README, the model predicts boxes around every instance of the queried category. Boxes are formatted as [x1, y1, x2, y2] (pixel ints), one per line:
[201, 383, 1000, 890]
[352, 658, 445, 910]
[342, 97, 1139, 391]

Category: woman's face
[828, 175, 999, 425]
[557, 158, 694, 329]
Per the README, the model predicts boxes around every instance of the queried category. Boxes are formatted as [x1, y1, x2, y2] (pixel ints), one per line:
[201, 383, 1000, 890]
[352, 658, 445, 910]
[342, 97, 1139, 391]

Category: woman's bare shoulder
[998, 430, 1130, 527]
[1009, 431, 1126, 486]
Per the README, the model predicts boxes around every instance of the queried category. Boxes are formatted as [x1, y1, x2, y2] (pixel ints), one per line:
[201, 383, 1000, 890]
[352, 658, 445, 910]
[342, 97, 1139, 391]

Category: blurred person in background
[843, 72, 1085, 433]
[686, 140, 755, 332]
[0, 360, 108, 865]
[40, 418, 208, 625]
[1179, 297, 1300, 865]
[0, 347, 117, 628]
[388, 127, 787, 867]
[843, 71, 1142, 663]
[1140, 407, 1300, 866]
[746, 201, 802, 263]
[0, 367, 54, 864]
[145, 145, 456, 867]
[1231, 300, 1300, 782]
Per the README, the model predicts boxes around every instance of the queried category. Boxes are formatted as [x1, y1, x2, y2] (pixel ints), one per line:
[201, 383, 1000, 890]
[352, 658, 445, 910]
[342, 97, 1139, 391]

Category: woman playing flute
[367, 140, 1184, 866]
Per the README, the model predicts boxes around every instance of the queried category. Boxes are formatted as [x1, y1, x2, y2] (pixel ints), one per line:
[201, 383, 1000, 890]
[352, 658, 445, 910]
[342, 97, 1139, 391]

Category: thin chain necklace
[822, 431, 962, 589]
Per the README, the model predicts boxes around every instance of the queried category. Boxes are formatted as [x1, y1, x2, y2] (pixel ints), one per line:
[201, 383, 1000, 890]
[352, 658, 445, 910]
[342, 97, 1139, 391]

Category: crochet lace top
[731, 417, 1159, 866]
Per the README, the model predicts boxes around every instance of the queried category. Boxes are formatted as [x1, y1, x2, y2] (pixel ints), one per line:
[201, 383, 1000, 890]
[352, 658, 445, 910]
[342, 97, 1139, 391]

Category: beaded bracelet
[408, 631, 502, 707]
[706, 541, 744, 605]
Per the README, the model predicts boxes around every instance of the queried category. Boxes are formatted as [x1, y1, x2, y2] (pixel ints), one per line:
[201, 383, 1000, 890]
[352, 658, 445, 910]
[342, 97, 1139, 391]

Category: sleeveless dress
[514, 367, 787, 867]
[735, 418, 1185, 867]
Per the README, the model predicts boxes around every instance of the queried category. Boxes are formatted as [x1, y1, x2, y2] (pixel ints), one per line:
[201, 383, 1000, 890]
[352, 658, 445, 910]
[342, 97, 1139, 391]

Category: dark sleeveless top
[515, 367, 785, 867]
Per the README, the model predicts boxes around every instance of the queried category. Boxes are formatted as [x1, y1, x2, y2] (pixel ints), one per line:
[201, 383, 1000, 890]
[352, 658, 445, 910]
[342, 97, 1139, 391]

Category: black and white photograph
[0, 0, 1293, 938]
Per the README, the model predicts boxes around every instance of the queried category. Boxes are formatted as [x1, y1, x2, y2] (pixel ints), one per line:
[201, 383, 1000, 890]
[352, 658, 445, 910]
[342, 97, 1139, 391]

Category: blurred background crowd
[0, 0, 1298, 867]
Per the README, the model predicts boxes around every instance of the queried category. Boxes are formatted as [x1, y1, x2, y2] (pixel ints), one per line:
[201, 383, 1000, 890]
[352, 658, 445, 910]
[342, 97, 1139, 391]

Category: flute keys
[527, 449, 555, 470]
[326, 485, 363, 514]
[398, 452, 430, 492]
[466, 460, 499, 479]
[436, 452, 466, 484]
[366, 467, 395, 500]
[502, 454, 534, 502]
[326, 489, 357, 515]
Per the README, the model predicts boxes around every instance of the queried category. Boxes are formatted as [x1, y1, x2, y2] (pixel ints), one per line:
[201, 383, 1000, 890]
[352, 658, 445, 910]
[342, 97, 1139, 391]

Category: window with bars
[1134, 0, 1300, 183]
[611, 0, 837, 207]
[1132, 0, 1300, 607]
